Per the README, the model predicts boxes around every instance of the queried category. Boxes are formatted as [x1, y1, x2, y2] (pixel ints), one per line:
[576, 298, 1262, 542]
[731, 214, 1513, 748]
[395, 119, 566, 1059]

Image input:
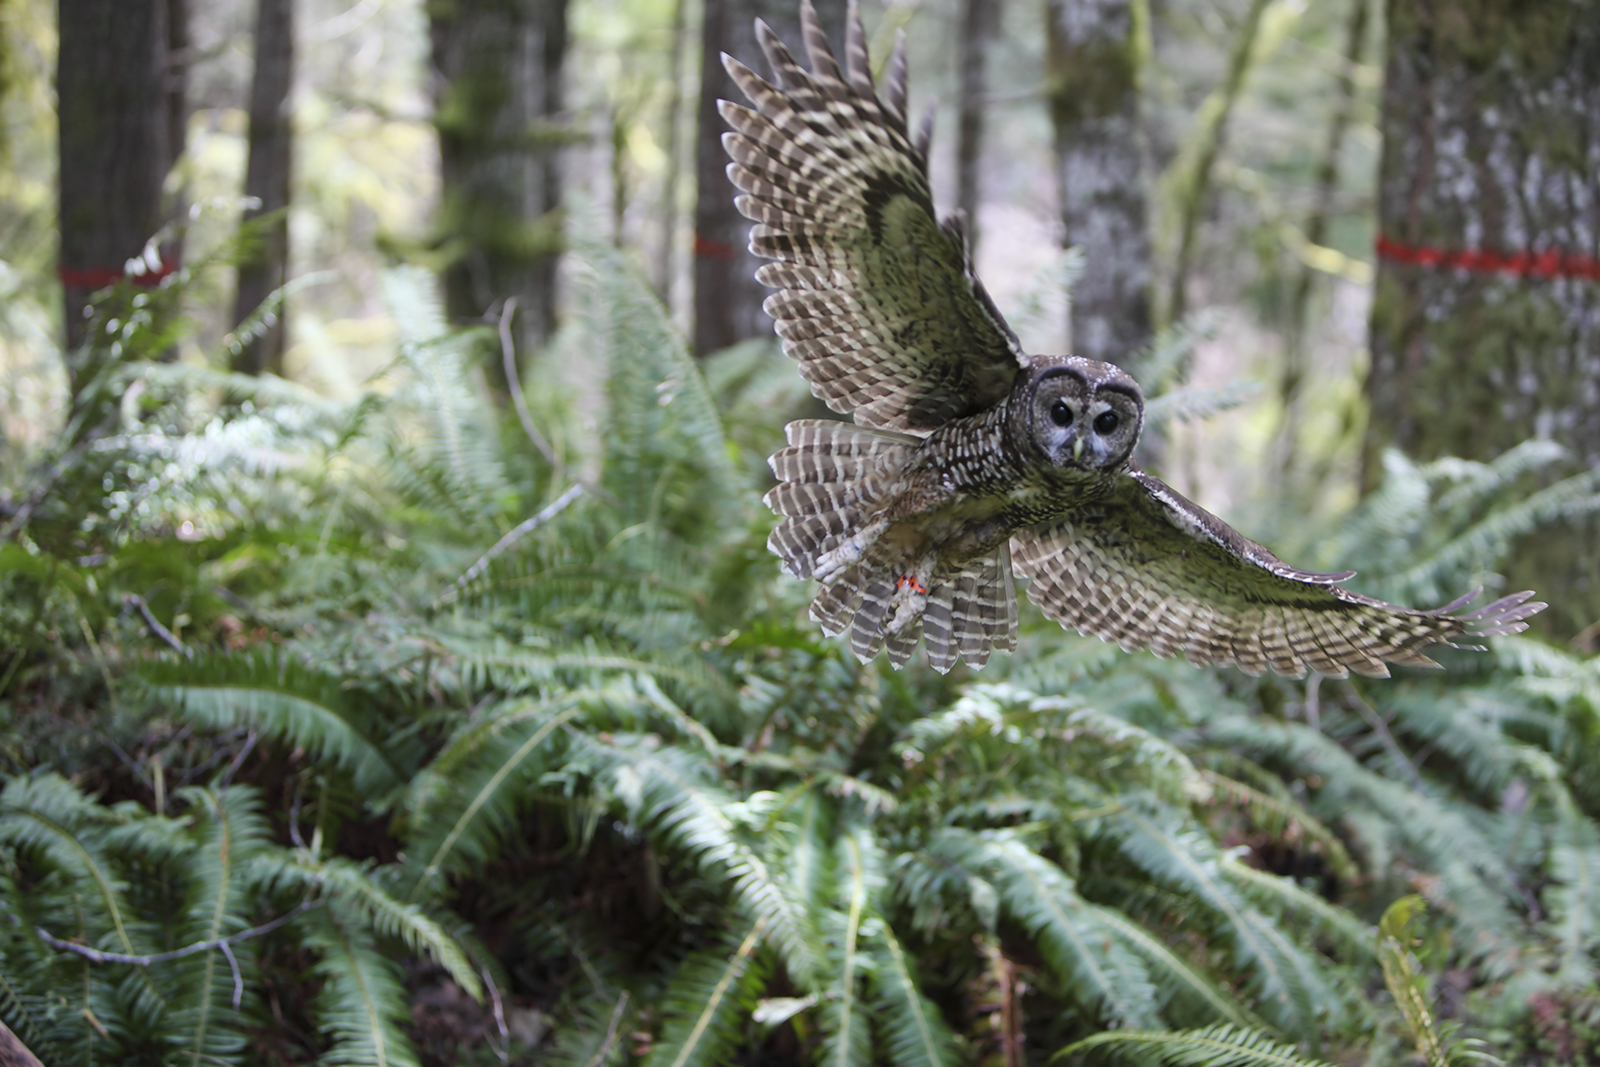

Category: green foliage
[2, 236, 1597, 1067]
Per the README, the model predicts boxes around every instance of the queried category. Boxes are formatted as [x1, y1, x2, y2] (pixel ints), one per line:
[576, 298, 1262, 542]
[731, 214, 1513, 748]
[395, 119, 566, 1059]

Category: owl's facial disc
[1029, 362, 1144, 471]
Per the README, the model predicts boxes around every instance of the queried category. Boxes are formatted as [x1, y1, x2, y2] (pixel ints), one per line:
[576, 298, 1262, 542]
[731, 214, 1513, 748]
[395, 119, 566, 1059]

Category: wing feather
[1010, 473, 1545, 679]
[720, 0, 1026, 434]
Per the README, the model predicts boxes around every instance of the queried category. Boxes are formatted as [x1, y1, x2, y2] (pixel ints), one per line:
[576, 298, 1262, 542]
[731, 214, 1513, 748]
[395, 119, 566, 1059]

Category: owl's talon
[815, 520, 889, 583]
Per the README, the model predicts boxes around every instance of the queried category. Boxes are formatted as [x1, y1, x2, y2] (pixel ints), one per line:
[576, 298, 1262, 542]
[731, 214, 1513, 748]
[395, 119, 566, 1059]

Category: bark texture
[1045, 0, 1151, 365]
[955, 0, 999, 254]
[430, 0, 569, 385]
[231, 0, 294, 376]
[692, 0, 846, 357]
[57, 0, 187, 360]
[1367, 0, 1600, 634]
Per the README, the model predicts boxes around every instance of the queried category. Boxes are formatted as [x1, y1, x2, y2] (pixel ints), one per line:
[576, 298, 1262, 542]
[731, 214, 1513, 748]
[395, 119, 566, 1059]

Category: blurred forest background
[1, 0, 1599, 1065]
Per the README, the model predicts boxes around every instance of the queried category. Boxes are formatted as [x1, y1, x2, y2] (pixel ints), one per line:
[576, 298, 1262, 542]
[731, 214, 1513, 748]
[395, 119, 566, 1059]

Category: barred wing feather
[719, 0, 1027, 434]
[1010, 473, 1545, 679]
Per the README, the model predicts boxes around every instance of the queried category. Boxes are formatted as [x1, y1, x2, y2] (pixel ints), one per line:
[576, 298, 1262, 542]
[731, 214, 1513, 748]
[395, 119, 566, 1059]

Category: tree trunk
[651, 0, 687, 300]
[692, 0, 846, 357]
[231, 0, 293, 377]
[955, 0, 998, 255]
[1366, 0, 1600, 635]
[1045, 0, 1151, 365]
[1273, 0, 1369, 479]
[430, 0, 569, 388]
[57, 0, 187, 364]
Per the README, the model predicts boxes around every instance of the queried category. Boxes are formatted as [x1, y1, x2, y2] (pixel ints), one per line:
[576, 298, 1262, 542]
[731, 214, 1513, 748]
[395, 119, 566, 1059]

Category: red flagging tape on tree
[1376, 235, 1600, 282]
[692, 232, 738, 261]
[59, 258, 179, 290]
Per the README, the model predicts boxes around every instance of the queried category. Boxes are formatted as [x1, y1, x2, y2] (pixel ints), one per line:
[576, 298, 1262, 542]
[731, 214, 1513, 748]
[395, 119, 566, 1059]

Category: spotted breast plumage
[722, 0, 1545, 677]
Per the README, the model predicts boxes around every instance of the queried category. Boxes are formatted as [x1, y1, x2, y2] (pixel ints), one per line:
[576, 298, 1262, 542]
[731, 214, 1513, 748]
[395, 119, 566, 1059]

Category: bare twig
[219, 938, 244, 1009]
[125, 594, 191, 657]
[498, 297, 563, 474]
[288, 776, 307, 850]
[0, 1019, 45, 1067]
[446, 483, 585, 596]
[33, 898, 322, 966]
[216, 729, 258, 789]
[586, 991, 630, 1067]
[1346, 686, 1423, 789]
[483, 967, 511, 1065]
[1304, 672, 1323, 733]
[1, 441, 92, 542]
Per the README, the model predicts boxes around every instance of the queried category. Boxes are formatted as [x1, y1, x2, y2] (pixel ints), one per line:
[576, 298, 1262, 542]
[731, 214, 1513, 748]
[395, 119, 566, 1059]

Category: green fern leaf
[142, 651, 405, 800]
[643, 920, 768, 1067]
[1058, 1023, 1337, 1066]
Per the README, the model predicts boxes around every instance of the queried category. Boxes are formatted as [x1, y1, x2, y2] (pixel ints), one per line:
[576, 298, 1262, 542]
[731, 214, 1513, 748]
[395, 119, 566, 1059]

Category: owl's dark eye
[1049, 399, 1074, 427]
[1094, 411, 1120, 435]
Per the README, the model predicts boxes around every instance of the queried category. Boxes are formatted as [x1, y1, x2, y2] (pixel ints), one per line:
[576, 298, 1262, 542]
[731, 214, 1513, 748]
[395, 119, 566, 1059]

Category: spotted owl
[720, 1, 1544, 676]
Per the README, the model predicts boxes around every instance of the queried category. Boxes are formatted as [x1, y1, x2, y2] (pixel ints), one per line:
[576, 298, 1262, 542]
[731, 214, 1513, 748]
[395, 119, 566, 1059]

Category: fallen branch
[445, 482, 585, 597]
[33, 897, 322, 969]
[126, 594, 191, 658]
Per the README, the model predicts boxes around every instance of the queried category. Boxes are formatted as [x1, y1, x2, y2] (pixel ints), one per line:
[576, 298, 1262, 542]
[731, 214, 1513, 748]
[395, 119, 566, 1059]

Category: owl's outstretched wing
[719, 0, 1027, 434]
[1010, 473, 1545, 678]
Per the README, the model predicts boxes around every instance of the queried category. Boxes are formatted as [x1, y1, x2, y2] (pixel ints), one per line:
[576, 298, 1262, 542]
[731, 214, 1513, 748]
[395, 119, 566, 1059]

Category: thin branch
[33, 898, 323, 966]
[498, 297, 563, 475]
[1304, 672, 1323, 733]
[585, 991, 630, 1067]
[126, 594, 191, 657]
[216, 729, 259, 789]
[288, 776, 307, 850]
[483, 967, 510, 1066]
[219, 938, 244, 1010]
[1346, 687, 1423, 789]
[445, 482, 585, 596]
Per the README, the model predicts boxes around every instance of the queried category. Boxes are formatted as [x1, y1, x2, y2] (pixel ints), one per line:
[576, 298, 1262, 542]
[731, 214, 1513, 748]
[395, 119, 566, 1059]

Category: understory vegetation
[3, 242, 1599, 1067]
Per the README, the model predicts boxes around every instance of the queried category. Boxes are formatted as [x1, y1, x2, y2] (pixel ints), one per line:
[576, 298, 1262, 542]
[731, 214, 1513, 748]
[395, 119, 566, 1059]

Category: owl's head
[1020, 357, 1144, 471]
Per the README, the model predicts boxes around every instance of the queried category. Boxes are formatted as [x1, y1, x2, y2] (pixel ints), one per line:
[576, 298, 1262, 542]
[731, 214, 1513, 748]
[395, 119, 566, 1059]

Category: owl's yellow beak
[1073, 437, 1086, 462]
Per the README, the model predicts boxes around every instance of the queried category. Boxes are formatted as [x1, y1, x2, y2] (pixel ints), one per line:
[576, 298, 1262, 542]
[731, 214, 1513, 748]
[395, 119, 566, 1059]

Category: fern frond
[303, 900, 421, 1067]
[927, 828, 1160, 1027]
[168, 786, 267, 1067]
[270, 852, 482, 1001]
[142, 651, 406, 801]
[1220, 860, 1374, 960]
[817, 826, 876, 1067]
[1199, 770, 1357, 880]
[1107, 809, 1337, 1033]
[871, 925, 963, 1067]
[578, 735, 818, 983]
[1376, 896, 1449, 1067]
[1145, 381, 1263, 429]
[1085, 906, 1261, 1030]
[402, 701, 585, 901]
[0, 775, 139, 955]
[1058, 1023, 1337, 1067]
[642, 920, 767, 1067]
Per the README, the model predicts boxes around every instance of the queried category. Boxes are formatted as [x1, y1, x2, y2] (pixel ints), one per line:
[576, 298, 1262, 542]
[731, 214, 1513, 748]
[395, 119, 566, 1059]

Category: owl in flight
[720, 1, 1543, 676]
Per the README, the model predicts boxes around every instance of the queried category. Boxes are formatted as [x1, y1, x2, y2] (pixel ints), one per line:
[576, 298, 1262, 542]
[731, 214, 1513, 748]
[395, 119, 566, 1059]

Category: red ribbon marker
[59, 256, 180, 290]
[692, 232, 739, 261]
[1376, 235, 1600, 283]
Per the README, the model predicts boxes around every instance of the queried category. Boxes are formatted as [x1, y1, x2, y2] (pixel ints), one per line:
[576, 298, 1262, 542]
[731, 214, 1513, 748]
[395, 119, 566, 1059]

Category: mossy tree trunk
[430, 0, 569, 390]
[1367, 0, 1600, 635]
[1045, 0, 1151, 366]
[231, 0, 294, 377]
[57, 0, 187, 372]
[692, 0, 845, 357]
[955, 0, 999, 256]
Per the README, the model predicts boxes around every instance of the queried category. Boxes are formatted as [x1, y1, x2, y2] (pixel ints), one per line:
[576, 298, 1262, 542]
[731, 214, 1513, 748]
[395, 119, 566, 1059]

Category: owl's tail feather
[765, 419, 1018, 673]
[765, 419, 916, 579]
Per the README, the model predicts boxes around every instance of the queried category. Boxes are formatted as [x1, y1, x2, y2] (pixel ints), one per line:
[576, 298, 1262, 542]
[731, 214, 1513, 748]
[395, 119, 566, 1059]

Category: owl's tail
[764, 420, 1018, 673]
